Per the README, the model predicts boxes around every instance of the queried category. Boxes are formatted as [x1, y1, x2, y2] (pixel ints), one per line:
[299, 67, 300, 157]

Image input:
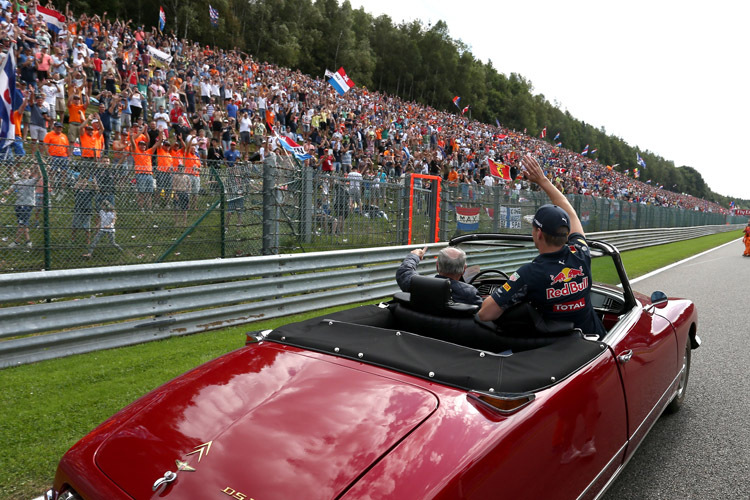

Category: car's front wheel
[665, 340, 691, 414]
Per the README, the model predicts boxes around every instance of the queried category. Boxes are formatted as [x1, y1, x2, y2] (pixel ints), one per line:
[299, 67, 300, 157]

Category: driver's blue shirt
[490, 232, 606, 336]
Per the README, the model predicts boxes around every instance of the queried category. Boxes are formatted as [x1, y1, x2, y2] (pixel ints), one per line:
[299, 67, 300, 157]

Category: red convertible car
[47, 234, 699, 500]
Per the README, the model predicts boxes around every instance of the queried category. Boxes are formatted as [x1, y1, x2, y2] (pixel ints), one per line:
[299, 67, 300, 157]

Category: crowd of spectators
[0, 0, 728, 218]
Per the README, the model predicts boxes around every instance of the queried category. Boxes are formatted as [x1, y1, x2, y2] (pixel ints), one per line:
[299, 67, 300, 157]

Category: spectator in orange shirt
[79, 121, 103, 162]
[67, 92, 88, 142]
[43, 121, 70, 188]
[131, 136, 157, 211]
[154, 137, 178, 207]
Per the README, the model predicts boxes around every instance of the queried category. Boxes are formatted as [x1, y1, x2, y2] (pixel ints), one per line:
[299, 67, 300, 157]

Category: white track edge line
[629, 238, 741, 285]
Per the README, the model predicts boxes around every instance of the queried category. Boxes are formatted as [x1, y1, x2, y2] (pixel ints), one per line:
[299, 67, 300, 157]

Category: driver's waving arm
[478, 156, 606, 337]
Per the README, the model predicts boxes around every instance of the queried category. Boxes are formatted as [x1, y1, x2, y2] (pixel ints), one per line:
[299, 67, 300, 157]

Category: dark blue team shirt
[490, 232, 606, 336]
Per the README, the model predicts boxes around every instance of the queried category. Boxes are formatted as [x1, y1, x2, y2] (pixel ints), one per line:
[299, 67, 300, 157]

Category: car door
[609, 304, 677, 457]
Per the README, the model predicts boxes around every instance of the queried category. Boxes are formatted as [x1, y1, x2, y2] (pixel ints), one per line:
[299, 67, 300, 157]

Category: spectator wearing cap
[66, 91, 88, 142]
[224, 141, 241, 167]
[79, 117, 104, 162]
[478, 155, 606, 337]
[27, 92, 50, 154]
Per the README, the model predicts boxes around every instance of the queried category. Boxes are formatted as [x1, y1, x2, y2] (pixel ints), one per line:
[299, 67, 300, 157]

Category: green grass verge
[591, 230, 740, 284]
[0, 230, 742, 499]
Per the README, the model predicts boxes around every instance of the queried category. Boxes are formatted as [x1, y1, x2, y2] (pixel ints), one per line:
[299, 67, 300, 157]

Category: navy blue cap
[532, 204, 570, 236]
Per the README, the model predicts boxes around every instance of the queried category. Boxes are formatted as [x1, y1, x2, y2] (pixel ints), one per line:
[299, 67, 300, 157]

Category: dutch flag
[35, 6, 66, 34]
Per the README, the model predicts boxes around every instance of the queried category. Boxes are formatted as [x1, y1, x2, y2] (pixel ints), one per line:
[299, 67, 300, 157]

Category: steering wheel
[469, 269, 509, 284]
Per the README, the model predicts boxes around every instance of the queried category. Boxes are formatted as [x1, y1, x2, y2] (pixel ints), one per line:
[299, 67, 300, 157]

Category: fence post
[210, 166, 225, 259]
[491, 185, 500, 233]
[428, 178, 440, 243]
[262, 153, 279, 255]
[301, 166, 313, 243]
[439, 185, 451, 242]
[398, 174, 410, 245]
[34, 152, 51, 270]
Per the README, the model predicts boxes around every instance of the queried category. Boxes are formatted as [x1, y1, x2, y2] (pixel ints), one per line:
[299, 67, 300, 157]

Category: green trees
[66, 0, 741, 205]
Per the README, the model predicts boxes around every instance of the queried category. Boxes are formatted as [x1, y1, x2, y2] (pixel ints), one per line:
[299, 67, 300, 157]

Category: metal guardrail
[0, 224, 741, 368]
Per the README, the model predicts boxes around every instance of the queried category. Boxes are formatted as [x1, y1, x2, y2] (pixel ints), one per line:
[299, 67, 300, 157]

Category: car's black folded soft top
[266, 305, 607, 394]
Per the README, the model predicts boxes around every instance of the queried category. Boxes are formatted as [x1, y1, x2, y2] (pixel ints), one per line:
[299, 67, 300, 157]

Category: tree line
[65, 0, 745, 207]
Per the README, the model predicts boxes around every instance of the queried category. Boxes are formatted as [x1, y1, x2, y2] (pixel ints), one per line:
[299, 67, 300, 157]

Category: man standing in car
[478, 156, 606, 337]
[396, 246, 482, 306]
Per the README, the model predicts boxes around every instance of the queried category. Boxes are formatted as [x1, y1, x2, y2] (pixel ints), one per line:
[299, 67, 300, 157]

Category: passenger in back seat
[396, 246, 483, 306]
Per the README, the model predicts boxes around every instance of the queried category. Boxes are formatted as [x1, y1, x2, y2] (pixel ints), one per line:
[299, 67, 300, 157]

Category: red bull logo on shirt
[546, 277, 589, 299]
[549, 266, 585, 285]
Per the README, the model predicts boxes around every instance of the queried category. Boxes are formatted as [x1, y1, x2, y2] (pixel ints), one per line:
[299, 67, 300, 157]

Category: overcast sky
[348, 0, 750, 200]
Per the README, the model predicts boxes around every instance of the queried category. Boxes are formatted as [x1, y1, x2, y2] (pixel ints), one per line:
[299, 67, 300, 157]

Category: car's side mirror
[650, 291, 668, 306]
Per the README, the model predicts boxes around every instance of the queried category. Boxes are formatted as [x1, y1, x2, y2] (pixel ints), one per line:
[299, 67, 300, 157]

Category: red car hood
[93, 343, 438, 500]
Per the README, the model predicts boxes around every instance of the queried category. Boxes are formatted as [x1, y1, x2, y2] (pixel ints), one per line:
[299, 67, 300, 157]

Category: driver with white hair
[396, 246, 483, 306]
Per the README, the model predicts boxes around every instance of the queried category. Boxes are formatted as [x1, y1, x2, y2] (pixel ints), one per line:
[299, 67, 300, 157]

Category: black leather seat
[392, 275, 479, 316]
[390, 276, 577, 353]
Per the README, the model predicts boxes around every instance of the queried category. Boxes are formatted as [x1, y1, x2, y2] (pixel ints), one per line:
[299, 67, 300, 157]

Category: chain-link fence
[0, 150, 743, 273]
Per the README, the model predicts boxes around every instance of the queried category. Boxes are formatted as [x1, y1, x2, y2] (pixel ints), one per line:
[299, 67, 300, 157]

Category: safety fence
[0, 150, 745, 273]
[0, 224, 741, 368]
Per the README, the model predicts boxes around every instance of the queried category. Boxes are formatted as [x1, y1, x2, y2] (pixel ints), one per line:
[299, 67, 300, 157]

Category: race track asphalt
[602, 238, 750, 500]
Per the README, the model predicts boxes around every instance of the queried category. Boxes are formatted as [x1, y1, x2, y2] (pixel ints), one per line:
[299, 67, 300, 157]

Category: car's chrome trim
[601, 301, 643, 347]
[576, 441, 628, 500]
[592, 367, 685, 500]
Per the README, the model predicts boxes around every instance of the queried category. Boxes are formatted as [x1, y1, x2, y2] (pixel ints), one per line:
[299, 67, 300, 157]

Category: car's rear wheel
[665, 340, 691, 414]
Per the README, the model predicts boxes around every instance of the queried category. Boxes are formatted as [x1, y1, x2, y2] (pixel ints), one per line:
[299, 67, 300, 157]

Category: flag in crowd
[495, 118, 500, 128]
[274, 130, 312, 161]
[540, 127, 547, 139]
[456, 206, 481, 231]
[555, 142, 562, 147]
[488, 158, 511, 180]
[581, 144, 589, 155]
[0, 48, 16, 144]
[461, 105, 469, 115]
[325, 67, 355, 96]
[402, 145, 410, 161]
[159, 6, 166, 32]
[35, 5, 65, 34]
[633, 168, 640, 178]
[16, 2, 26, 26]
[453, 96, 461, 108]
[209, 4, 219, 27]
[637, 152, 647, 168]
[590, 148, 597, 155]
[730, 201, 735, 208]
[553, 132, 560, 141]
[624, 169, 629, 176]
